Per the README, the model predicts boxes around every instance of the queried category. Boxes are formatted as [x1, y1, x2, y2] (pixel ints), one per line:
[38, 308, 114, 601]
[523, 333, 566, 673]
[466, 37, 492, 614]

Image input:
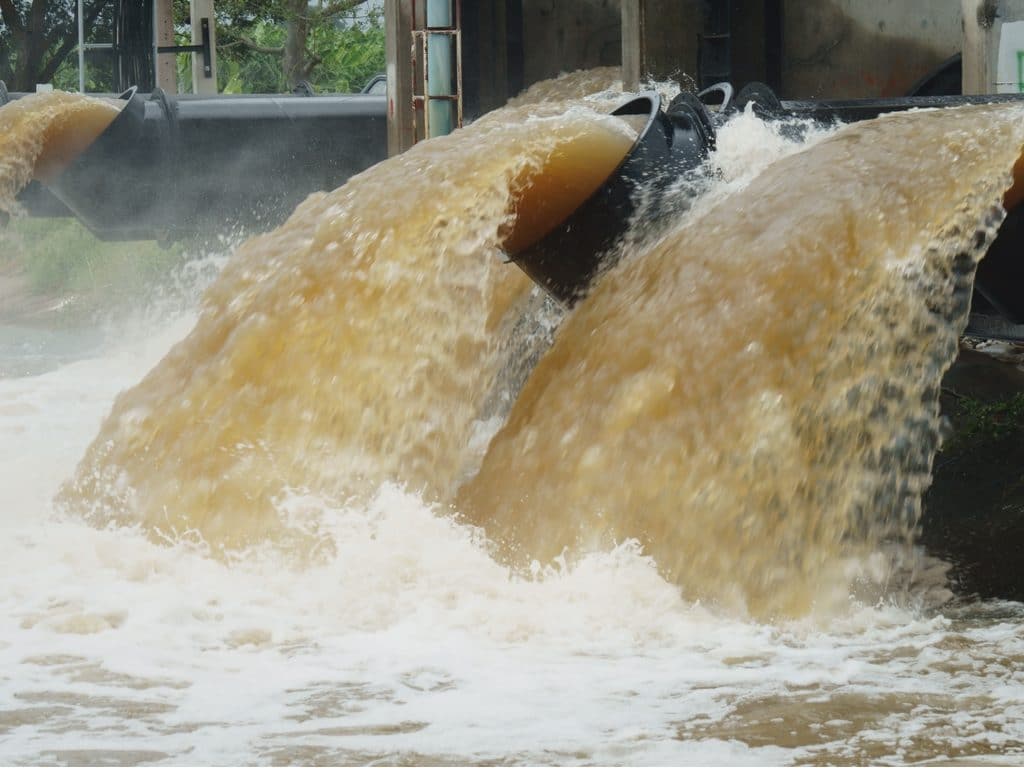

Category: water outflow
[0, 92, 121, 215]
[50, 99, 636, 553]
[460, 104, 1024, 617]
[3, 85, 1023, 618]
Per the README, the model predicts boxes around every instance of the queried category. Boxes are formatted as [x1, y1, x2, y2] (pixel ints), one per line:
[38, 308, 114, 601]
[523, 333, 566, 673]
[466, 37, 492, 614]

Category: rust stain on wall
[783, 0, 959, 98]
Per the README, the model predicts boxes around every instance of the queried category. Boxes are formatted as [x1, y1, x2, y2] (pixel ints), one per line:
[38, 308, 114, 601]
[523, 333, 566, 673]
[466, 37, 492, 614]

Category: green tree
[175, 0, 380, 92]
[0, 0, 112, 91]
[2, 0, 382, 95]
[309, 9, 384, 93]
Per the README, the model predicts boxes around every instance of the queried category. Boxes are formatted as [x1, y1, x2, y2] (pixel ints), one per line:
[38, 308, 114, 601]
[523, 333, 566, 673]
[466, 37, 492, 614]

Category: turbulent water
[2, 78, 1024, 764]
[0, 91, 121, 215]
[461, 104, 1024, 618]
[54, 101, 635, 553]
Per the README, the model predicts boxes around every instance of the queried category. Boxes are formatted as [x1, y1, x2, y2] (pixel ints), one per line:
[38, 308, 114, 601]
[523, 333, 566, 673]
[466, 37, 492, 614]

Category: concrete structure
[963, 0, 1024, 94]
[622, 0, 962, 98]
[155, 0, 177, 93]
[463, 2, 522, 116]
[622, 0, 701, 90]
[523, 0, 621, 86]
[782, 0, 960, 98]
[384, 0, 990, 153]
[385, 0, 418, 154]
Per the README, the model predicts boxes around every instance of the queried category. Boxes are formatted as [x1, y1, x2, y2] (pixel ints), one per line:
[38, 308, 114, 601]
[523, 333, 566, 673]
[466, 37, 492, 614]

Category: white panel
[997, 20, 1024, 92]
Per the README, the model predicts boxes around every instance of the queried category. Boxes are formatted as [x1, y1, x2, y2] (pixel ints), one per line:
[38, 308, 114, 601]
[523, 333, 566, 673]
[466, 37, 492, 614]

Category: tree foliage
[0, 0, 111, 90]
[1, 0, 384, 94]
[175, 0, 382, 92]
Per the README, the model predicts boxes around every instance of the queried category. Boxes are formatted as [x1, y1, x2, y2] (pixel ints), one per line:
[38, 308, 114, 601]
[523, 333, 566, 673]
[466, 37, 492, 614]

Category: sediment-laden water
[461, 103, 1024, 619]
[2, 75, 1024, 764]
[0, 91, 121, 215]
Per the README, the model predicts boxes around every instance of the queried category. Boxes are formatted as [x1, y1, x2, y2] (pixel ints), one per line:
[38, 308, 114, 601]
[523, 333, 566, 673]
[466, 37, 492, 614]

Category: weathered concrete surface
[618, 0, 963, 97]
[621, 0, 702, 90]
[922, 344, 1024, 601]
[523, 0, 622, 88]
[512, 0, 965, 101]
[962, 0, 1024, 94]
[384, 0, 417, 154]
[782, 0, 962, 98]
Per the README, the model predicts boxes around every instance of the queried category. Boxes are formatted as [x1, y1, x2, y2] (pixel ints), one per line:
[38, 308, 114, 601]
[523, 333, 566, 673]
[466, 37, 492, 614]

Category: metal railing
[410, 0, 463, 141]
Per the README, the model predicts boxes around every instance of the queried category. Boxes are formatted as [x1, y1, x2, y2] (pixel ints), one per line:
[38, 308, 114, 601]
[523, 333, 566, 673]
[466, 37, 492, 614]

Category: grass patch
[945, 392, 1024, 452]
[0, 216, 187, 301]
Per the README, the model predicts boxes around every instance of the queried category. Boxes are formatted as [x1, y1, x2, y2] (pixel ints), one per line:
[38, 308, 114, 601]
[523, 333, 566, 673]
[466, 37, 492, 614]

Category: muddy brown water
[2, 75, 1024, 764]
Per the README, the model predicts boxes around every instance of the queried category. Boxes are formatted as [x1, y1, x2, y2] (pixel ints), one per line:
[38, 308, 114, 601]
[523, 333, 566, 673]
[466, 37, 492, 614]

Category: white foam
[3, 396, 1024, 765]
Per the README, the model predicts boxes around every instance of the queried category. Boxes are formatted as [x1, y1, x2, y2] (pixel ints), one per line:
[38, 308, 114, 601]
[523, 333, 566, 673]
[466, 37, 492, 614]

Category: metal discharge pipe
[507, 83, 1024, 336]
[508, 92, 716, 306]
[37, 88, 387, 241]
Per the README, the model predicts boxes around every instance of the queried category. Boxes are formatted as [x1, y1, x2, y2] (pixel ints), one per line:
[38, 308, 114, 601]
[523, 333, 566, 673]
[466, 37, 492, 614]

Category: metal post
[385, 0, 417, 154]
[78, 0, 86, 93]
[190, 0, 217, 94]
[154, 0, 178, 93]
[963, 0, 991, 94]
[621, 0, 644, 91]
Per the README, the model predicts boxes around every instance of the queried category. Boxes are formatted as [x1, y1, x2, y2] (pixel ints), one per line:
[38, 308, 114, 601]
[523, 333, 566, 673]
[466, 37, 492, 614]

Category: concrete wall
[622, 0, 703, 89]
[781, 0, 962, 98]
[522, 0, 622, 87]
[474, 0, 968, 110]
[621, 0, 964, 99]
[962, 0, 1024, 94]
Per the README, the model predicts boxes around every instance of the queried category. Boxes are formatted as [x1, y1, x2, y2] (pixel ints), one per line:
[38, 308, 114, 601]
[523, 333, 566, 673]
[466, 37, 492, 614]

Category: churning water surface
[2, 79, 1024, 765]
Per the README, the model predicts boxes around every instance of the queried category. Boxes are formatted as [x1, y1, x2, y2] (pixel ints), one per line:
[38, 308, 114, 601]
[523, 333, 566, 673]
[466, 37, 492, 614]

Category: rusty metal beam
[622, 0, 703, 90]
[386, 0, 417, 154]
[154, 0, 177, 93]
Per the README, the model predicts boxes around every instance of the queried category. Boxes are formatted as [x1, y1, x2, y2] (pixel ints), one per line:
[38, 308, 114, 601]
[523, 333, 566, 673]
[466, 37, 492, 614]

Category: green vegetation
[3, 0, 384, 95]
[176, 13, 385, 95]
[1, 216, 187, 302]
[201, 0, 385, 93]
[1, 0, 109, 91]
[308, 11, 385, 93]
[944, 391, 1024, 450]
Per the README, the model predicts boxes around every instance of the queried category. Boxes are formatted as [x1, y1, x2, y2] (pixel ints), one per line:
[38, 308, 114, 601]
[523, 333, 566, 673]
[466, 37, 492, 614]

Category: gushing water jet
[4, 73, 1024, 613]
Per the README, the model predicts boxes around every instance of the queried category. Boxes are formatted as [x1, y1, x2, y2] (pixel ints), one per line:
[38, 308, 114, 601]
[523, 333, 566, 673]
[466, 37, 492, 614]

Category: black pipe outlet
[508, 92, 715, 306]
[508, 79, 1024, 326]
[43, 87, 387, 241]
[730, 81, 1024, 124]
